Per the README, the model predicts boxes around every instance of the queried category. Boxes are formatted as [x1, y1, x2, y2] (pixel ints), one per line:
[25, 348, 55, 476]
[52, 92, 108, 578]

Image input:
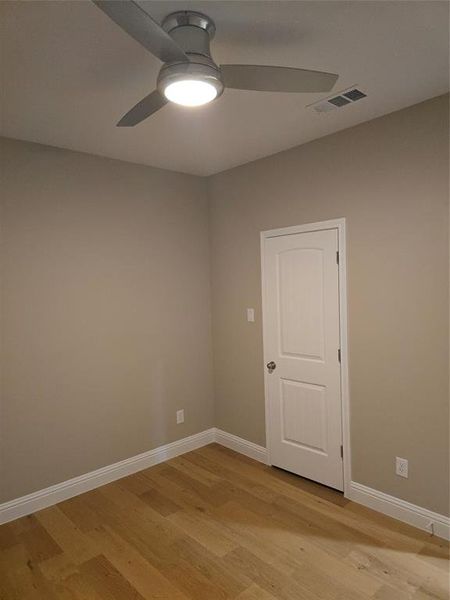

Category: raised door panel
[278, 248, 325, 361]
[281, 378, 328, 454]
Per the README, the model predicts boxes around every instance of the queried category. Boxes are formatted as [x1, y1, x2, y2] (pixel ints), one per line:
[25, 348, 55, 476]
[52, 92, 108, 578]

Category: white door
[262, 226, 343, 490]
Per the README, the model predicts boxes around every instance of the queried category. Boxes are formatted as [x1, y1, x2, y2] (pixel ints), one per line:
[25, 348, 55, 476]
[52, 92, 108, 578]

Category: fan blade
[117, 90, 167, 126]
[221, 65, 338, 93]
[93, 1, 188, 64]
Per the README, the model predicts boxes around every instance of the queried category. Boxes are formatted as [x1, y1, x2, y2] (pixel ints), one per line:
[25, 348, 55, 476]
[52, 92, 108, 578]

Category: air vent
[328, 95, 351, 107]
[343, 88, 367, 102]
[309, 86, 367, 113]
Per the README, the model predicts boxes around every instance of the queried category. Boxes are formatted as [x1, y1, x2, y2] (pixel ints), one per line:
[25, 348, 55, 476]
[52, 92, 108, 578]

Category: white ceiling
[1, 1, 448, 176]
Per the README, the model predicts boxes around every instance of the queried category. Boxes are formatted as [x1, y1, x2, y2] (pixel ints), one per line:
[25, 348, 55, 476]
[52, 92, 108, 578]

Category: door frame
[260, 217, 351, 497]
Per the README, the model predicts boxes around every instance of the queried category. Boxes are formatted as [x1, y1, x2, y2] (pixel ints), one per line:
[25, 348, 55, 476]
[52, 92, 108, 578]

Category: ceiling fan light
[163, 79, 218, 107]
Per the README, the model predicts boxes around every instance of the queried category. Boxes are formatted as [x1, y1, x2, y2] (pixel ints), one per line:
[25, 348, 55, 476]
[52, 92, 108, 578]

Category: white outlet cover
[246, 308, 255, 322]
[395, 456, 408, 478]
[176, 409, 184, 424]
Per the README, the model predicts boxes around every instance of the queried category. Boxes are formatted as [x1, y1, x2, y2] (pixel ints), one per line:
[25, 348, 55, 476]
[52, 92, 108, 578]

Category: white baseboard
[0, 428, 215, 525]
[214, 428, 268, 464]
[2, 429, 447, 542]
[348, 481, 450, 541]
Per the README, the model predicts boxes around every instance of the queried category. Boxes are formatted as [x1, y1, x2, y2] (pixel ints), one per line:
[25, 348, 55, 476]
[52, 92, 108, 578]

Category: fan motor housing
[162, 11, 216, 38]
[161, 11, 216, 61]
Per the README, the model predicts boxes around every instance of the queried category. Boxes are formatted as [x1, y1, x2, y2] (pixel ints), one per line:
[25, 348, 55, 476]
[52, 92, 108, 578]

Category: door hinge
[336, 251, 340, 265]
[338, 348, 341, 363]
[340, 445, 344, 459]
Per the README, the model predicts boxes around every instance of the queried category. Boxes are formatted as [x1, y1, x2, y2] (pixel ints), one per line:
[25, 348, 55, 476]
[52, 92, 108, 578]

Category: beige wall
[0, 138, 214, 502]
[208, 95, 449, 515]
[1, 95, 448, 518]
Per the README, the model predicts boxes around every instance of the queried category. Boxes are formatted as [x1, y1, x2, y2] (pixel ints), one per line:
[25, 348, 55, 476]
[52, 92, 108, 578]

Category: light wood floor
[0, 444, 448, 599]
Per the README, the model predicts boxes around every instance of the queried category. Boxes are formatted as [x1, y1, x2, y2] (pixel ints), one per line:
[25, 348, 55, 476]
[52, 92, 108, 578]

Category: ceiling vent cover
[309, 86, 367, 113]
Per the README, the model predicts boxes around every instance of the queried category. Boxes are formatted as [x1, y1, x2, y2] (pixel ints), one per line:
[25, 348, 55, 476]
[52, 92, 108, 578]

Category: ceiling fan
[93, 1, 339, 126]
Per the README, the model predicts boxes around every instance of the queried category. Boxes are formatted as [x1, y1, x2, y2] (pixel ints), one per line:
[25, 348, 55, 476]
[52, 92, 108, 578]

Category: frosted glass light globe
[163, 79, 218, 107]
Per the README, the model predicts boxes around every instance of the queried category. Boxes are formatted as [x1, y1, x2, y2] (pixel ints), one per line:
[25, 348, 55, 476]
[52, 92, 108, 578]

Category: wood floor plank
[58, 572, 107, 600]
[86, 525, 190, 600]
[372, 585, 412, 599]
[0, 443, 448, 600]
[18, 521, 63, 564]
[39, 553, 80, 584]
[35, 506, 98, 564]
[139, 487, 182, 517]
[235, 583, 278, 599]
[222, 545, 320, 600]
[7, 514, 41, 536]
[156, 463, 232, 508]
[168, 455, 223, 487]
[167, 508, 240, 557]
[58, 492, 106, 533]
[142, 467, 223, 514]
[214, 498, 382, 597]
[78, 554, 147, 600]
[0, 523, 19, 552]
[171, 536, 249, 597]
[417, 540, 450, 571]
[158, 560, 228, 600]
[0, 544, 59, 600]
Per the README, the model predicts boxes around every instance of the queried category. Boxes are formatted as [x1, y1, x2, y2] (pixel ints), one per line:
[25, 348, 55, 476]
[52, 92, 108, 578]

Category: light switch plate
[246, 308, 255, 322]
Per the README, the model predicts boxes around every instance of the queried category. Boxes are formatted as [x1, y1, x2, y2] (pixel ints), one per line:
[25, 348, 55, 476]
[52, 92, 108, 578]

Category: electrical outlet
[395, 457, 408, 478]
[246, 308, 255, 322]
[176, 409, 184, 425]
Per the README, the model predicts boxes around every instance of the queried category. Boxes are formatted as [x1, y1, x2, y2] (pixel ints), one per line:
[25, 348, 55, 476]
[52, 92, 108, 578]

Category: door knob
[266, 361, 276, 374]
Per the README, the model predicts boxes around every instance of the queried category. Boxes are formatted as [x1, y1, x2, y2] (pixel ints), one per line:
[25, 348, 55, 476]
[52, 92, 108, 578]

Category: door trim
[260, 218, 351, 497]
